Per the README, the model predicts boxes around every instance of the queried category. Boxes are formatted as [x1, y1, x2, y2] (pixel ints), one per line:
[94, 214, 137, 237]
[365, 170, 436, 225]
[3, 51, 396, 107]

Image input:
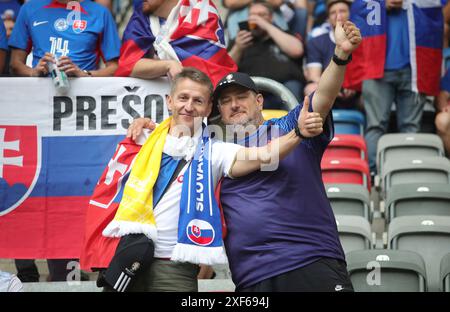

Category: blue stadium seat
[332, 109, 365, 135]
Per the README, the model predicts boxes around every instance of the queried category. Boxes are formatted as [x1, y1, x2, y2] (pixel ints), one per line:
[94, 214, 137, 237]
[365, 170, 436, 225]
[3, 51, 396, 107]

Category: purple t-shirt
[220, 100, 345, 289]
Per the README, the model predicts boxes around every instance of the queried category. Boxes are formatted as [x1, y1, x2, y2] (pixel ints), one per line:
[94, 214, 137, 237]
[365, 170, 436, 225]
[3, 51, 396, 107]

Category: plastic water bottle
[47, 57, 70, 93]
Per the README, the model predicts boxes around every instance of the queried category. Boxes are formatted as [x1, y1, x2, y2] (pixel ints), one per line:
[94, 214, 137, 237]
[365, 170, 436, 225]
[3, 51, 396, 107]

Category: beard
[250, 28, 266, 39]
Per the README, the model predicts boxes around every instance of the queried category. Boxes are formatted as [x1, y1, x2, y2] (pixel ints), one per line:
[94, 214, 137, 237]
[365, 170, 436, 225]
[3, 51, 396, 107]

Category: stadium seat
[321, 158, 371, 191]
[325, 184, 371, 219]
[335, 216, 373, 253]
[262, 109, 288, 120]
[346, 249, 427, 292]
[324, 134, 368, 161]
[332, 109, 365, 135]
[376, 133, 445, 176]
[381, 157, 450, 194]
[388, 216, 450, 291]
[441, 253, 450, 292]
[385, 183, 450, 222]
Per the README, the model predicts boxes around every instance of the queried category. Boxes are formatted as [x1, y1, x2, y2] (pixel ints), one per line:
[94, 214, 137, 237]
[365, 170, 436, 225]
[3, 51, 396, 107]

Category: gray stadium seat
[346, 250, 427, 292]
[335, 216, 372, 253]
[385, 183, 450, 222]
[388, 216, 450, 292]
[381, 157, 450, 194]
[326, 184, 371, 220]
[376, 133, 445, 176]
[441, 253, 450, 292]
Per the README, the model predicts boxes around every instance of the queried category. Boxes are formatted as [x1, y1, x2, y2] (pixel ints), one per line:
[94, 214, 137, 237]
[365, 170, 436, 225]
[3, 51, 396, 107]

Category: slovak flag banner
[408, 0, 444, 96]
[115, 0, 237, 86]
[343, 0, 386, 90]
[0, 77, 170, 262]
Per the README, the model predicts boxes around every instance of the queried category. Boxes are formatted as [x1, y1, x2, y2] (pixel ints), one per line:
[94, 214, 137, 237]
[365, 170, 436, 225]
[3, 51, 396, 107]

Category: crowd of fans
[0, 0, 449, 284]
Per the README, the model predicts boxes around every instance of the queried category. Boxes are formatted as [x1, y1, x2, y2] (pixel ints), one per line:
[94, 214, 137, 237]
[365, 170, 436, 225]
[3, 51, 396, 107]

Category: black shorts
[237, 257, 354, 292]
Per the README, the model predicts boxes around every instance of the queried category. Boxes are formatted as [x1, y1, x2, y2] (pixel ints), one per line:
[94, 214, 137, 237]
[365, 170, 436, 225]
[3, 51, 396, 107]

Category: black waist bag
[97, 233, 155, 292]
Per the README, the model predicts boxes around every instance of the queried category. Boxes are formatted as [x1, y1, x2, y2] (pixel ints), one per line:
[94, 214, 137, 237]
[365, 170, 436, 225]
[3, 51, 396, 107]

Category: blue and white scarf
[171, 126, 227, 265]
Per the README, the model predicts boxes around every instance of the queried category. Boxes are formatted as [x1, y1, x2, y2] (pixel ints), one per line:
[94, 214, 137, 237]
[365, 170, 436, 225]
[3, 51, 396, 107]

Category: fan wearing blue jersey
[128, 13, 362, 292]
[0, 19, 8, 73]
[8, 0, 121, 77]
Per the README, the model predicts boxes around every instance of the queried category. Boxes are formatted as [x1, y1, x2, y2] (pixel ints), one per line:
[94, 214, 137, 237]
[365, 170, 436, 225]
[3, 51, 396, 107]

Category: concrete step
[21, 279, 235, 292]
[0, 259, 97, 282]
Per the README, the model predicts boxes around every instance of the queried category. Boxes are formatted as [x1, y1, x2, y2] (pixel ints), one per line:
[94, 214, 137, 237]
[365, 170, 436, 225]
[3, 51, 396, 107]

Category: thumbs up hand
[334, 13, 361, 58]
[297, 95, 324, 138]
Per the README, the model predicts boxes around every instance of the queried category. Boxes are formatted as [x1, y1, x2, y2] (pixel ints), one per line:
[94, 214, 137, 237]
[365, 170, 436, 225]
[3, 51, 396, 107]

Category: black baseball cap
[100, 234, 154, 292]
[211, 72, 259, 119]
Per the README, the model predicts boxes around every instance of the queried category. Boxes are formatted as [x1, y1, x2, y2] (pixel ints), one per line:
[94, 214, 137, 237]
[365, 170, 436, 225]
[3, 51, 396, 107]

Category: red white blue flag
[115, 0, 237, 86]
[80, 138, 140, 270]
[408, 0, 444, 96]
[345, 0, 443, 96]
[0, 77, 170, 261]
[344, 0, 387, 90]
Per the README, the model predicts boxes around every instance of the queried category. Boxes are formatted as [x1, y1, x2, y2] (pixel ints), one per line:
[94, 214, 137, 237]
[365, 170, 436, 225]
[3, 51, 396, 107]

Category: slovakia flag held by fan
[79, 137, 142, 270]
[343, 0, 386, 90]
[115, 0, 237, 86]
[409, 0, 444, 96]
[344, 0, 443, 96]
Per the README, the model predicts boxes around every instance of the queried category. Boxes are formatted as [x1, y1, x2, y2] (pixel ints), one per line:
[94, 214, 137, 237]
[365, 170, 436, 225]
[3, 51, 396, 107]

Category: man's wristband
[294, 125, 307, 140]
[332, 53, 352, 66]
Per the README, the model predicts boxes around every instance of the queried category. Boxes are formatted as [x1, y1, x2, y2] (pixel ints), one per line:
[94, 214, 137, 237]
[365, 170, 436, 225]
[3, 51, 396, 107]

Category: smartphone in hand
[238, 21, 250, 31]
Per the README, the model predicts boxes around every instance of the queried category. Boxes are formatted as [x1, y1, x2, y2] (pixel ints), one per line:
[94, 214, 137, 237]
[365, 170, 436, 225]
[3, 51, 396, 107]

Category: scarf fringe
[171, 243, 228, 265]
[102, 220, 158, 242]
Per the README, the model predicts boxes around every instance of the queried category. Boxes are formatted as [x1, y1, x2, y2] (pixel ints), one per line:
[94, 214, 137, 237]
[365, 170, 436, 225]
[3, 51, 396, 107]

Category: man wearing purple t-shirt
[211, 17, 359, 292]
[128, 13, 361, 291]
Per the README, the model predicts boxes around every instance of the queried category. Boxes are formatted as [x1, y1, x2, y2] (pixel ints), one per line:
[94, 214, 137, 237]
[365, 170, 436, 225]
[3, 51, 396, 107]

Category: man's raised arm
[312, 14, 362, 121]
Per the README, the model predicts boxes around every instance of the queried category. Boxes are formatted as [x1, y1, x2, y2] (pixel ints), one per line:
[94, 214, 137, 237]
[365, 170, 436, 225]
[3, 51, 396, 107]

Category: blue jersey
[8, 0, 121, 70]
[220, 95, 345, 289]
[0, 20, 7, 51]
[385, 9, 410, 70]
[306, 32, 335, 70]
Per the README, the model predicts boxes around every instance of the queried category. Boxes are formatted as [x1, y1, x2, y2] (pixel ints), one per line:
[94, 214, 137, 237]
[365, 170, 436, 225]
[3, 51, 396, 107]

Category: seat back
[324, 134, 368, 161]
[336, 216, 372, 253]
[376, 133, 445, 176]
[346, 250, 427, 292]
[381, 157, 450, 194]
[322, 158, 371, 191]
[386, 183, 450, 221]
[326, 184, 370, 219]
[332, 109, 365, 135]
[440, 253, 450, 292]
[388, 216, 450, 292]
